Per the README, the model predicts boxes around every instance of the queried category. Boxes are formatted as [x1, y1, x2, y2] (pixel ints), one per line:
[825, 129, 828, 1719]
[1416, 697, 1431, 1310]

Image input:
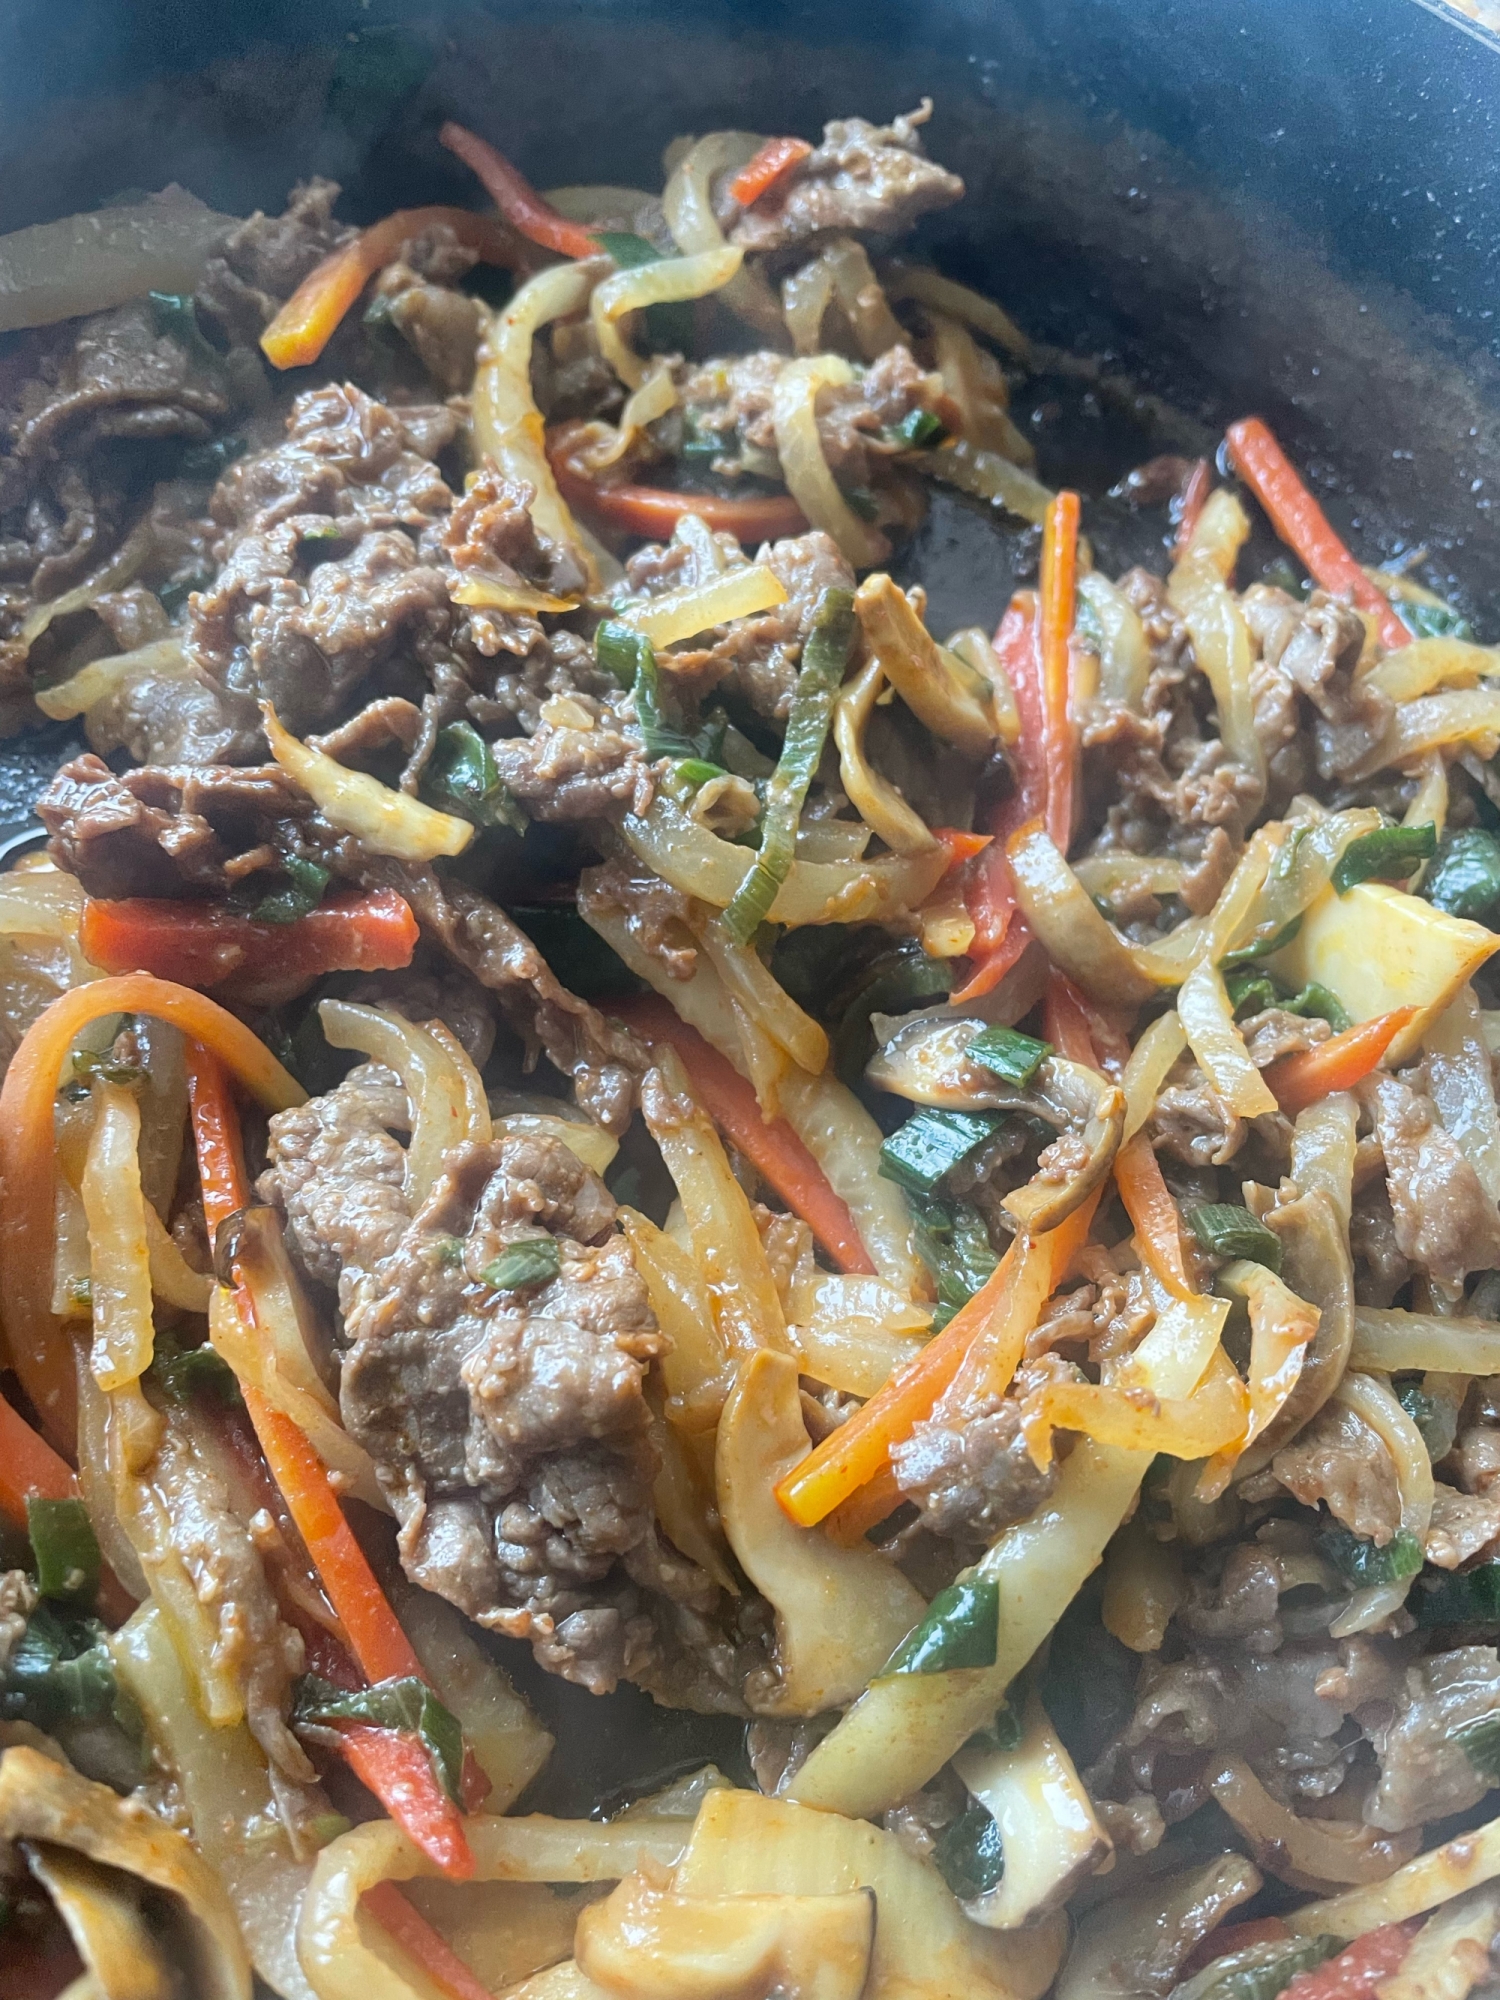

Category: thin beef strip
[1365, 1647, 1500, 1832]
[728, 103, 963, 255]
[1241, 584, 1392, 781]
[1363, 1071, 1500, 1294]
[261, 1074, 748, 1707]
[1269, 1400, 1403, 1546]
[195, 177, 356, 347]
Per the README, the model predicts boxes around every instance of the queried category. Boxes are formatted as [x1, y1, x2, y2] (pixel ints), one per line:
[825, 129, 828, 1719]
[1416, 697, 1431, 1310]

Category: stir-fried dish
[2, 99, 1500, 2000]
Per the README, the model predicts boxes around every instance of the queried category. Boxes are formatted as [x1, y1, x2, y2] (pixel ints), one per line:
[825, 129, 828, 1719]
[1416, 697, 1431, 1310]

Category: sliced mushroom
[0, 1745, 251, 2000]
[867, 1014, 1125, 1232]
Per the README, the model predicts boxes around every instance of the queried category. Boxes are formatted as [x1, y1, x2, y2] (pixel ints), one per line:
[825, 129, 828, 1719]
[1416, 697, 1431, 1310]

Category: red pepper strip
[609, 995, 876, 1275]
[1282, 1924, 1419, 2000]
[1040, 490, 1081, 855]
[186, 1046, 477, 1877]
[1044, 969, 1131, 1074]
[1226, 418, 1412, 651]
[261, 206, 522, 371]
[1173, 458, 1213, 555]
[548, 434, 809, 544]
[438, 121, 601, 260]
[1263, 1006, 1417, 1117]
[952, 593, 1046, 1002]
[932, 828, 992, 867]
[727, 136, 814, 208]
[80, 889, 418, 1005]
[363, 1882, 495, 2000]
[337, 1726, 474, 1881]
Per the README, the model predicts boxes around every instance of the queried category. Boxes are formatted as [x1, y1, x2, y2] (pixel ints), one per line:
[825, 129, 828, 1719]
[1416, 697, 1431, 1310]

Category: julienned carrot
[953, 593, 1045, 1003]
[548, 438, 809, 543]
[727, 136, 814, 209]
[363, 1882, 494, 2000]
[0, 1388, 139, 1622]
[1225, 418, 1412, 652]
[0, 975, 303, 1452]
[1263, 1006, 1417, 1116]
[261, 205, 521, 371]
[1174, 458, 1213, 555]
[1040, 490, 1081, 854]
[439, 121, 602, 261]
[822, 1464, 904, 1546]
[339, 1727, 473, 1881]
[776, 1194, 1100, 1528]
[932, 828, 992, 867]
[1114, 1132, 1194, 1297]
[1042, 971, 1100, 1069]
[610, 996, 875, 1275]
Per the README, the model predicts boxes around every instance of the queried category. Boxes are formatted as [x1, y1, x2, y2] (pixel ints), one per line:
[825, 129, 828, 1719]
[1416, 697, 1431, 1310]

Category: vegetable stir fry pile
[1, 92, 1500, 2000]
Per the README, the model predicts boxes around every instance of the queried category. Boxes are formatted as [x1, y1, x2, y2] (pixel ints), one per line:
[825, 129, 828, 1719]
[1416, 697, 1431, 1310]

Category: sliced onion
[881, 264, 1034, 365]
[1349, 688, 1500, 778]
[33, 636, 190, 723]
[690, 908, 828, 1075]
[1177, 959, 1278, 1119]
[833, 655, 941, 856]
[1290, 1090, 1359, 1232]
[318, 1000, 487, 1207]
[1362, 637, 1500, 705]
[771, 355, 889, 567]
[1169, 491, 1264, 803]
[1329, 1371, 1434, 1636]
[450, 577, 581, 614]
[1006, 821, 1158, 1005]
[80, 1081, 155, 1391]
[620, 563, 787, 648]
[854, 572, 999, 755]
[1351, 1306, 1500, 1375]
[1209, 1757, 1419, 1890]
[575, 355, 680, 472]
[919, 435, 1053, 526]
[263, 702, 472, 863]
[592, 243, 743, 388]
[1073, 852, 1184, 903]
[1196, 1259, 1319, 1499]
[661, 131, 786, 341]
[0, 190, 236, 332]
[1120, 1009, 1188, 1143]
[929, 313, 1036, 467]
[1077, 571, 1150, 709]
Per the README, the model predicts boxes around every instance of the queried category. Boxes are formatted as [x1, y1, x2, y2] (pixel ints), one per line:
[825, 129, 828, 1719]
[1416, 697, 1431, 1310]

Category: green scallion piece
[1332, 821, 1437, 893]
[252, 854, 331, 926]
[481, 1238, 561, 1293]
[1316, 1521, 1422, 1587]
[1188, 1203, 1283, 1273]
[884, 408, 947, 450]
[880, 1576, 999, 1676]
[591, 231, 662, 267]
[26, 1498, 100, 1605]
[595, 619, 652, 689]
[291, 1674, 466, 1803]
[967, 1024, 1052, 1087]
[1424, 828, 1500, 924]
[1412, 1561, 1500, 1626]
[720, 588, 857, 944]
[1405, 597, 1474, 642]
[1455, 1715, 1500, 1782]
[878, 1108, 1003, 1194]
[1288, 982, 1353, 1033]
[419, 721, 526, 834]
[1219, 915, 1302, 970]
[932, 1802, 1004, 1900]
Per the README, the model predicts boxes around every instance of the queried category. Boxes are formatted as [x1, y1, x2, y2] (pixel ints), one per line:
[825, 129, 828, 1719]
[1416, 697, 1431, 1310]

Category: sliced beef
[196, 177, 356, 346]
[1148, 1057, 1244, 1170]
[728, 104, 963, 255]
[1366, 1647, 1500, 1832]
[1427, 1483, 1500, 1569]
[1241, 584, 1392, 780]
[1364, 1072, 1500, 1294]
[1270, 1400, 1402, 1545]
[1238, 1007, 1331, 1068]
[891, 1389, 1057, 1541]
[261, 1088, 742, 1705]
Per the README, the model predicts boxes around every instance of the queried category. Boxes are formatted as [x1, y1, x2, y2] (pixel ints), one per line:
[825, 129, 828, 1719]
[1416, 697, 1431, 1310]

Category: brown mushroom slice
[0, 1746, 251, 2000]
[1207, 1758, 1420, 1892]
[867, 1016, 1125, 1233]
[576, 1875, 875, 2000]
[1235, 1187, 1354, 1475]
[24, 1841, 177, 2000]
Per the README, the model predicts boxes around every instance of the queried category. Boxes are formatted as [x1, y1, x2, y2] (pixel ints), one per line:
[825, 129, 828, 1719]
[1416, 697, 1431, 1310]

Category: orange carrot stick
[0, 1389, 75, 1526]
[439, 122, 602, 260]
[0, 975, 303, 1451]
[776, 1194, 1100, 1528]
[1226, 418, 1412, 651]
[261, 206, 521, 371]
[727, 136, 814, 208]
[609, 996, 875, 1275]
[1040, 489, 1081, 854]
[1263, 1006, 1417, 1117]
[1114, 1132, 1194, 1297]
[822, 1464, 904, 1547]
[1173, 458, 1213, 555]
[363, 1883, 494, 2000]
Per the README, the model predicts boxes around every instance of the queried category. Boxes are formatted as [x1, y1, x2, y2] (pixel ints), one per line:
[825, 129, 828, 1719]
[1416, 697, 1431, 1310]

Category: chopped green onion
[1404, 596, 1474, 642]
[1424, 828, 1500, 924]
[1455, 1715, 1500, 1782]
[1219, 915, 1302, 970]
[150, 1334, 242, 1409]
[1288, 982, 1353, 1033]
[71, 1047, 145, 1090]
[883, 408, 947, 450]
[591, 231, 662, 267]
[932, 1802, 1004, 1900]
[27, 1498, 100, 1604]
[147, 290, 219, 371]
[1174, 1937, 1346, 2000]
[291, 1674, 466, 1803]
[1224, 971, 1280, 1017]
[910, 1192, 999, 1313]
[1395, 1382, 1445, 1458]
[1332, 821, 1437, 893]
[879, 1108, 1003, 1194]
[481, 1238, 561, 1293]
[1316, 1522, 1422, 1587]
[420, 721, 527, 834]
[0, 1602, 116, 1729]
[659, 757, 731, 805]
[880, 1577, 1000, 1676]
[963, 1703, 1023, 1756]
[681, 416, 728, 462]
[1412, 1562, 1500, 1627]
[608, 626, 711, 763]
[967, 1024, 1052, 1088]
[252, 855, 330, 926]
[841, 486, 879, 522]
[1223, 969, 1350, 1032]
[721, 588, 857, 944]
[595, 619, 650, 689]
[1190, 1204, 1283, 1273]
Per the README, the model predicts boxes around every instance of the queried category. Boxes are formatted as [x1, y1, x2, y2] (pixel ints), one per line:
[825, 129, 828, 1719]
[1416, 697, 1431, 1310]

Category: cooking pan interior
[2, 0, 1499, 1803]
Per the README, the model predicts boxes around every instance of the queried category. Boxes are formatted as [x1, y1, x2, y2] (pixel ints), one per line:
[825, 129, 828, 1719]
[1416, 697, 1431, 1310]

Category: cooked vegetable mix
[0, 87, 1497, 2000]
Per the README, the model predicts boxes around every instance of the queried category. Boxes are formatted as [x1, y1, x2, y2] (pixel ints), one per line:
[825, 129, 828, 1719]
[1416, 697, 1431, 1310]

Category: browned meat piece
[579, 862, 697, 982]
[1364, 1072, 1500, 1292]
[1180, 826, 1238, 916]
[444, 463, 587, 608]
[371, 229, 485, 395]
[1241, 583, 1392, 780]
[891, 1389, 1057, 1541]
[1239, 1008, 1331, 1068]
[1178, 1546, 1284, 1654]
[487, 709, 651, 823]
[1366, 1647, 1500, 1831]
[1349, 1185, 1410, 1308]
[1270, 1400, 1402, 1545]
[729, 104, 964, 254]
[261, 1092, 743, 1705]
[1426, 1483, 1500, 1569]
[37, 751, 309, 901]
[624, 527, 855, 722]
[1148, 1058, 1244, 1169]
[196, 177, 356, 345]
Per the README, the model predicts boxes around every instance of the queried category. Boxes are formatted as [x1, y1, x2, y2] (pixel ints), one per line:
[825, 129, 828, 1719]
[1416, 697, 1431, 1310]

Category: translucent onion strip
[833, 655, 940, 856]
[620, 564, 788, 649]
[1120, 1010, 1188, 1143]
[319, 1001, 489, 1207]
[1349, 690, 1500, 778]
[661, 131, 787, 342]
[34, 636, 190, 722]
[592, 243, 743, 389]
[881, 265, 1034, 365]
[1362, 637, 1500, 705]
[690, 908, 829, 1074]
[619, 1206, 734, 1429]
[771, 355, 888, 567]
[1177, 959, 1278, 1118]
[1168, 490, 1265, 802]
[920, 435, 1053, 527]
[1351, 1307, 1500, 1377]
[1196, 1259, 1319, 1499]
[1077, 572, 1150, 710]
[1329, 1371, 1434, 1637]
[1423, 985, 1500, 1206]
[1289, 1091, 1358, 1233]
[263, 704, 472, 864]
[81, 1081, 156, 1392]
